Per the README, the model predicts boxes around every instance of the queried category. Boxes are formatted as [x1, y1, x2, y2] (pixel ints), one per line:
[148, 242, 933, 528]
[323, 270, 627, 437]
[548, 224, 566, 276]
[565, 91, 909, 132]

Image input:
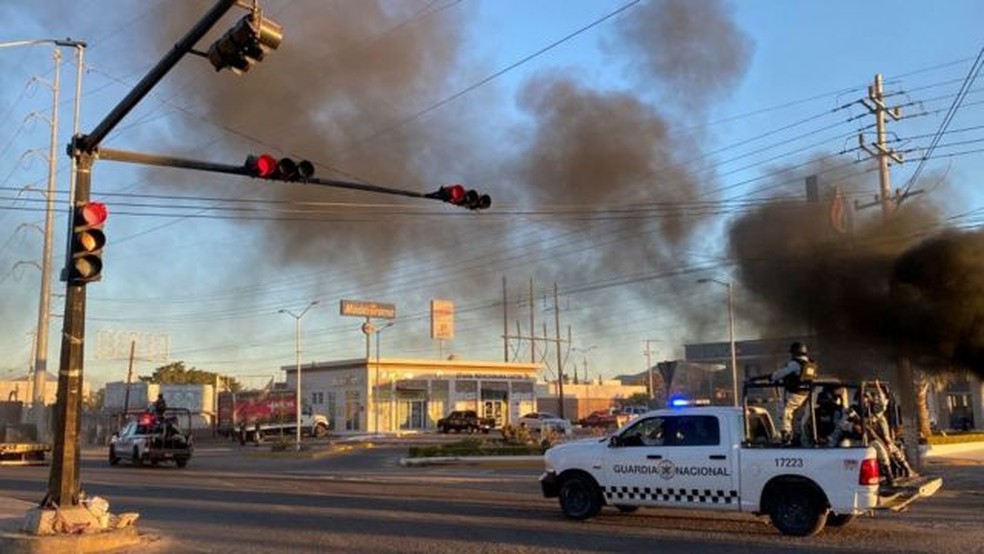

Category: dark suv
[437, 410, 495, 434]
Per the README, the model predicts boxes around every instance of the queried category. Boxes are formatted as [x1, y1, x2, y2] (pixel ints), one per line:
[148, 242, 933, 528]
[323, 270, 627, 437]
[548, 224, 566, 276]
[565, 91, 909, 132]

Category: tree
[84, 388, 104, 411]
[140, 361, 242, 392]
[620, 393, 654, 409]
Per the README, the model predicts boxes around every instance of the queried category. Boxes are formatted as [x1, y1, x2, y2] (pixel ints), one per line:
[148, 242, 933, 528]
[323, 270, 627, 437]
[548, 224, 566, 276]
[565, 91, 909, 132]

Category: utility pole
[121, 340, 136, 428]
[554, 283, 564, 419]
[502, 276, 509, 362]
[643, 340, 660, 400]
[529, 278, 536, 364]
[859, 73, 921, 469]
[858, 73, 904, 216]
[27, 46, 62, 442]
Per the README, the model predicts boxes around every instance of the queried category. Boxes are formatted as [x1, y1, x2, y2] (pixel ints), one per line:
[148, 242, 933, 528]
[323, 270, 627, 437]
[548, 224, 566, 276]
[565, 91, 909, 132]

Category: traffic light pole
[45, 0, 239, 508]
[46, 0, 485, 509]
[77, 0, 238, 152]
[45, 151, 94, 507]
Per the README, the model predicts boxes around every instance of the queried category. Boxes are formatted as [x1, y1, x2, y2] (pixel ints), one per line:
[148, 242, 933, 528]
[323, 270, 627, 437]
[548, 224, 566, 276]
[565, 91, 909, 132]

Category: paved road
[1, 440, 982, 553]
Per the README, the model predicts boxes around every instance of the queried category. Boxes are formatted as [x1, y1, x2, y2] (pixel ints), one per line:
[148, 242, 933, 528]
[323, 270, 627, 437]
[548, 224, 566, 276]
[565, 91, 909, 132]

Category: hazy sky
[1, 1, 982, 389]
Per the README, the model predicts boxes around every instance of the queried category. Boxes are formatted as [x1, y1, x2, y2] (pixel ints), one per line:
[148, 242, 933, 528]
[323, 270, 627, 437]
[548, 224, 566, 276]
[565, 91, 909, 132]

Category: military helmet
[789, 341, 808, 356]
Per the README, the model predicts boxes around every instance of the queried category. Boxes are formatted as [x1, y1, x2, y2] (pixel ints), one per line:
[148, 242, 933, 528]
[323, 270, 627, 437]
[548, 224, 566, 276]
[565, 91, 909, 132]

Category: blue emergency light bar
[668, 396, 712, 408]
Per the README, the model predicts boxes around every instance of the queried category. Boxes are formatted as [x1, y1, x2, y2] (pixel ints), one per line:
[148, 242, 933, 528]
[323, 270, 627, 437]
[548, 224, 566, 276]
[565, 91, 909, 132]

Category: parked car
[437, 410, 495, 433]
[518, 412, 573, 435]
[517, 412, 558, 428]
[578, 409, 619, 428]
[620, 405, 650, 417]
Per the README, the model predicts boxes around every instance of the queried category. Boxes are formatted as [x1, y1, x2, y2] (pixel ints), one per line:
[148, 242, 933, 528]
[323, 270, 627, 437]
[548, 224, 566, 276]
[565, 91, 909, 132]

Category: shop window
[326, 391, 337, 430]
[345, 390, 362, 431]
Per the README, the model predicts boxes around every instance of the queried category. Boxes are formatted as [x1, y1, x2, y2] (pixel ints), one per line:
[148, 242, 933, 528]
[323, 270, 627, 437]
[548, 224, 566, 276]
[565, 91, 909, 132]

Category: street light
[279, 300, 319, 451]
[374, 321, 395, 435]
[697, 278, 738, 407]
[1, 38, 85, 445]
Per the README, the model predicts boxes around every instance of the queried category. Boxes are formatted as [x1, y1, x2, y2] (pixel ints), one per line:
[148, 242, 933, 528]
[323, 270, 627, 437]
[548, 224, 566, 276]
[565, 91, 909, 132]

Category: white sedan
[517, 412, 573, 435]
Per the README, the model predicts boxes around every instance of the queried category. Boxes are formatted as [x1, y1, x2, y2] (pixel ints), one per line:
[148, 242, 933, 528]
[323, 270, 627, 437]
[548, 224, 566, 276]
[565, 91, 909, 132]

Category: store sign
[430, 299, 454, 339]
[340, 300, 396, 319]
[452, 373, 532, 381]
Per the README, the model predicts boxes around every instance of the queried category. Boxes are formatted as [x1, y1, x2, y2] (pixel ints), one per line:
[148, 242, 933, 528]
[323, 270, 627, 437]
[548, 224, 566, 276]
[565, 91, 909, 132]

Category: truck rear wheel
[768, 485, 827, 536]
[559, 473, 602, 520]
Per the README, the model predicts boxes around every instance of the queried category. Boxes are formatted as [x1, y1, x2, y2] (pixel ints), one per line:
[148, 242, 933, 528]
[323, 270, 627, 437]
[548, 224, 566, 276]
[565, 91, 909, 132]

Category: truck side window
[672, 416, 720, 447]
[620, 417, 665, 447]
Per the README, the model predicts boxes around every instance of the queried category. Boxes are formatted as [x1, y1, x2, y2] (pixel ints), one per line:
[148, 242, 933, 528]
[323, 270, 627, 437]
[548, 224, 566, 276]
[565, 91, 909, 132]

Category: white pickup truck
[540, 404, 942, 536]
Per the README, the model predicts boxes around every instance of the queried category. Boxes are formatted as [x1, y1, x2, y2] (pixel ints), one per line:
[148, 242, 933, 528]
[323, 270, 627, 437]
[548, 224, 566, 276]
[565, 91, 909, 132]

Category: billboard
[430, 299, 454, 340]
[339, 300, 396, 319]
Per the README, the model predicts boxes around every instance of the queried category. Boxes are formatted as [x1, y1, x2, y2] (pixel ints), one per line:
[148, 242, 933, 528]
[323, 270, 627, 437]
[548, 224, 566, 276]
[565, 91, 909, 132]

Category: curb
[243, 441, 372, 460]
[399, 455, 543, 468]
[0, 526, 141, 554]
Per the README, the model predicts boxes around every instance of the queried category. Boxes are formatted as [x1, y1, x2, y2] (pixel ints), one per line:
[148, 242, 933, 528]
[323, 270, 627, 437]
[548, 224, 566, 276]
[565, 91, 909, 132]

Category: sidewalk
[922, 442, 984, 463]
[0, 497, 141, 554]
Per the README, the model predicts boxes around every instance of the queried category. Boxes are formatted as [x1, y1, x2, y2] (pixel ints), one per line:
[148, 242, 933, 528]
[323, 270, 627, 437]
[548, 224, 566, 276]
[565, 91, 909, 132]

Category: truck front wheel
[559, 473, 602, 520]
[768, 485, 827, 536]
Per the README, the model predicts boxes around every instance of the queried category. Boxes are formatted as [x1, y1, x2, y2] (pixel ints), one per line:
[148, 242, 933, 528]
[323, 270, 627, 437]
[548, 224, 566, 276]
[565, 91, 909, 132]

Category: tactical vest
[783, 359, 817, 391]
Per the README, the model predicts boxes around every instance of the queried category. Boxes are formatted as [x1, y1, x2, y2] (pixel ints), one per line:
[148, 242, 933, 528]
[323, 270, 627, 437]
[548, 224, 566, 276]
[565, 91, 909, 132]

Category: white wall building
[283, 358, 540, 433]
[103, 381, 216, 429]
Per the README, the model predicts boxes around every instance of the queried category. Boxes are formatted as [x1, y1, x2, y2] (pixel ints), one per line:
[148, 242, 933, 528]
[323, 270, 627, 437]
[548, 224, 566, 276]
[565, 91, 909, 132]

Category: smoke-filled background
[0, 0, 982, 386]
[728, 159, 984, 378]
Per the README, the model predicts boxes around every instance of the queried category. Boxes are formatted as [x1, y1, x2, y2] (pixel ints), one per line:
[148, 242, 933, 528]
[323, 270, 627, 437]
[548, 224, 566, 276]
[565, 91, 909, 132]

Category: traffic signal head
[244, 154, 315, 181]
[207, 13, 283, 75]
[68, 202, 107, 284]
[425, 184, 491, 210]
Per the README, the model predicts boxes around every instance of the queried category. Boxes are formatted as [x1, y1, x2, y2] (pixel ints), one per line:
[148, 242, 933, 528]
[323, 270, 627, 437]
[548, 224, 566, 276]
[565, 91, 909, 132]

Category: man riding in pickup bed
[771, 341, 818, 444]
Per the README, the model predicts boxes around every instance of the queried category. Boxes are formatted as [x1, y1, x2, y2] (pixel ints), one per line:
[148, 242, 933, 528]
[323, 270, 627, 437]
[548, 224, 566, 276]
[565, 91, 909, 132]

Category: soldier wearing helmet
[771, 341, 818, 444]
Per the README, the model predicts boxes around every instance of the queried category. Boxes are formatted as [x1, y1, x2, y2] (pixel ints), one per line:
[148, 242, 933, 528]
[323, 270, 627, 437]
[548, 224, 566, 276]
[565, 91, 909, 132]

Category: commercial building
[535, 380, 649, 421]
[283, 358, 540, 433]
[0, 372, 83, 406]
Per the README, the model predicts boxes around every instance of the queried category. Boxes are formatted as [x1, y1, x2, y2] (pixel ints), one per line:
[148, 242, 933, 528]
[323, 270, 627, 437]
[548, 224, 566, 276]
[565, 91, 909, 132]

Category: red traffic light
[425, 184, 490, 210]
[445, 184, 465, 204]
[245, 154, 314, 181]
[246, 154, 278, 178]
[77, 202, 108, 226]
[68, 201, 108, 284]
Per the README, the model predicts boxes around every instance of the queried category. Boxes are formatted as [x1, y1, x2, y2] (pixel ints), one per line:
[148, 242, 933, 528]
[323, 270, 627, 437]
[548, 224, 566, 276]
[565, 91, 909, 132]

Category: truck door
[603, 414, 738, 510]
